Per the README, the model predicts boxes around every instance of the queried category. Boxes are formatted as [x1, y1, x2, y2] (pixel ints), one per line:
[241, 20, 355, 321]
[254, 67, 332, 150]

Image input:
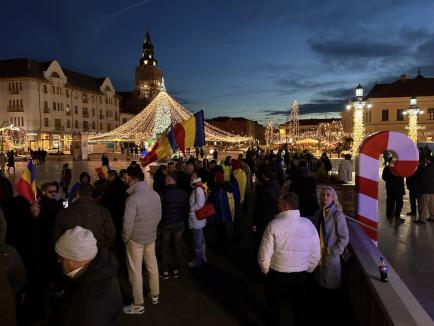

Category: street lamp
[403, 96, 424, 144]
[346, 84, 371, 154]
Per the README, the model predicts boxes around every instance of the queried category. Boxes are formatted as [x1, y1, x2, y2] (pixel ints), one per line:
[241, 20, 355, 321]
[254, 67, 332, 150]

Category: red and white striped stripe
[356, 131, 419, 242]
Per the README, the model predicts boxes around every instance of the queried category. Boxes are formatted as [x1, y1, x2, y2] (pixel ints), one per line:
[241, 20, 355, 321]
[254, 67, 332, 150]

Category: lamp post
[346, 84, 372, 154]
[403, 96, 424, 144]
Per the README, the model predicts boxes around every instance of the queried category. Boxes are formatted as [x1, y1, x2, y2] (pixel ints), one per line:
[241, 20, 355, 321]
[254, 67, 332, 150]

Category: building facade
[341, 73, 434, 142]
[0, 58, 120, 151]
[206, 117, 265, 144]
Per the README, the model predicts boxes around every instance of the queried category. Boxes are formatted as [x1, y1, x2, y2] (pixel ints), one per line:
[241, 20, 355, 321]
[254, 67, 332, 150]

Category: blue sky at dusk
[2, 0, 434, 125]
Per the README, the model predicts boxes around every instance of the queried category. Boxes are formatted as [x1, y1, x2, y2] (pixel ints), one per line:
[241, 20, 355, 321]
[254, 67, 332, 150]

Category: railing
[66, 111, 71, 116]
[83, 113, 89, 118]
[54, 125, 64, 131]
[43, 107, 50, 113]
[7, 107, 24, 112]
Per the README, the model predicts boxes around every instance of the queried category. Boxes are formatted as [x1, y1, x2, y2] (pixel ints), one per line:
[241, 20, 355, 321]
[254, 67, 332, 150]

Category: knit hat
[55, 226, 98, 261]
[231, 159, 241, 170]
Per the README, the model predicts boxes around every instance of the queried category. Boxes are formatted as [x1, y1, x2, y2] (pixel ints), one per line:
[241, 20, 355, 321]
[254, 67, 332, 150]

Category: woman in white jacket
[188, 177, 207, 268]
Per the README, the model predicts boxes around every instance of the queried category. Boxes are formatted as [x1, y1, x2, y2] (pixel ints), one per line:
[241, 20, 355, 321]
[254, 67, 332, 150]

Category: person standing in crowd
[159, 173, 189, 279]
[188, 176, 207, 268]
[0, 152, 6, 172]
[68, 172, 92, 202]
[60, 163, 72, 197]
[252, 168, 281, 256]
[258, 192, 320, 326]
[122, 166, 161, 314]
[289, 165, 319, 219]
[417, 155, 434, 223]
[54, 184, 116, 248]
[222, 156, 232, 182]
[7, 151, 15, 174]
[382, 157, 405, 222]
[195, 147, 200, 158]
[338, 154, 353, 183]
[213, 149, 218, 160]
[406, 161, 423, 218]
[52, 226, 122, 326]
[200, 147, 204, 159]
[153, 165, 167, 194]
[312, 186, 349, 290]
[101, 153, 110, 167]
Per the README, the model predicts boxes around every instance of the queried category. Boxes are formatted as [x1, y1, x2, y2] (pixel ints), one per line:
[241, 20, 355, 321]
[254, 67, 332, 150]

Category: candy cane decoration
[356, 131, 419, 242]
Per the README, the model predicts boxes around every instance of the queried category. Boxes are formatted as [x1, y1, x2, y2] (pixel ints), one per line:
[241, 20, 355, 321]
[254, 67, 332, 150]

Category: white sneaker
[123, 304, 144, 314]
[148, 295, 159, 305]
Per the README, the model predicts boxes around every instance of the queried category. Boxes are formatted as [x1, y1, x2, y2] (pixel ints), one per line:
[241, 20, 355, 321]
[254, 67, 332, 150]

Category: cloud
[319, 87, 354, 100]
[264, 110, 290, 116]
[309, 39, 408, 61]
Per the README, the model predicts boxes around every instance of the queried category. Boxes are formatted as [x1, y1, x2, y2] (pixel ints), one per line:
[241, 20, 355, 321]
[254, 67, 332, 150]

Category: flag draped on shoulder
[141, 110, 205, 166]
[16, 159, 37, 202]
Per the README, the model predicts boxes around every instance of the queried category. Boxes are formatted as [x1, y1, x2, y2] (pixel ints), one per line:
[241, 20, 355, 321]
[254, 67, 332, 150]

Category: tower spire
[140, 29, 157, 66]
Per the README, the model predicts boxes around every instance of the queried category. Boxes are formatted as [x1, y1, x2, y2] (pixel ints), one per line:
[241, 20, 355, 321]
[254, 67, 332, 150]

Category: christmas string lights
[88, 87, 251, 144]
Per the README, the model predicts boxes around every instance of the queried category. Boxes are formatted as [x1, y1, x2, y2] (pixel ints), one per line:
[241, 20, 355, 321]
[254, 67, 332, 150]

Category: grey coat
[122, 181, 161, 245]
[311, 204, 349, 289]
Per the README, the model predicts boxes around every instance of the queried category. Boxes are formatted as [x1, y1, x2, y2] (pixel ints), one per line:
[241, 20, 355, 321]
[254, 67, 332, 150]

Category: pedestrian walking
[382, 157, 405, 222]
[417, 156, 434, 223]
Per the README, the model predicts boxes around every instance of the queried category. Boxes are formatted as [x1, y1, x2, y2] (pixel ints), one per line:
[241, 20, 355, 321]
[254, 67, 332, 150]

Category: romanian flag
[95, 165, 110, 179]
[16, 159, 37, 203]
[141, 111, 205, 166]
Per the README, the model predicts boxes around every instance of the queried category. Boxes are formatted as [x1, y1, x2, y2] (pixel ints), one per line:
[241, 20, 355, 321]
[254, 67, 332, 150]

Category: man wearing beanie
[52, 226, 122, 326]
[122, 166, 161, 314]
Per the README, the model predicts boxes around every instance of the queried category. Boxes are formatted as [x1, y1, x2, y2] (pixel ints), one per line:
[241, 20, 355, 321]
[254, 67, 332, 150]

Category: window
[52, 85, 55, 94]
[92, 122, 95, 129]
[107, 123, 111, 131]
[83, 121, 89, 130]
[92, 108, 95, 116]
[115, 112, 118, 120]
[428, 108, 434, 120]
[44, 118, 49, 127]
[99, 123, 102, 130]
[67, 120, 71, 128]
[75, 120, 78, 128]
[74, 106, 78, 114]
[396, 109, 404, 121]
[43, 84, 47, 93]
[66, 89, 69, 97]
[382, 110, 389, 121]
[21, 117, 24, 126]
[13, 117, 17, 126]
[20, 99, 23, 108]
[53, 102, 57, 111]
[19, 83, 22, 91]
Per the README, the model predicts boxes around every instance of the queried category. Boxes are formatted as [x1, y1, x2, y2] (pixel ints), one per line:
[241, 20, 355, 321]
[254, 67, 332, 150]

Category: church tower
[134, 30, 163, 111]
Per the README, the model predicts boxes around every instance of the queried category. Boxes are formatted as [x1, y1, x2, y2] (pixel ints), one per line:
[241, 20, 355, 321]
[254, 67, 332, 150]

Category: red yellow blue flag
[95, 165, 110, 179]
[16, 159, 37, 203]
[141, 110, 205, 166]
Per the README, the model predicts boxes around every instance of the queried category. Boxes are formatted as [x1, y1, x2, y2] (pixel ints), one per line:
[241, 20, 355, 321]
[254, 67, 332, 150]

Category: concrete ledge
[346, 220, 434, 326]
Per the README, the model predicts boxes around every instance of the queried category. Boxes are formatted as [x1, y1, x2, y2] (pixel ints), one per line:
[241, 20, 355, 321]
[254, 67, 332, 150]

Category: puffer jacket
[258, 210, 320, 274]
[188, 186, 206, 230]
[160, 185, 189, 226]
[122, 181, 161, 245]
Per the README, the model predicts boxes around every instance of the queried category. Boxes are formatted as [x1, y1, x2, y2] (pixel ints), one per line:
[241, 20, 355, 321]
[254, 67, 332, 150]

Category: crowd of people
[0, 146, 355, 326]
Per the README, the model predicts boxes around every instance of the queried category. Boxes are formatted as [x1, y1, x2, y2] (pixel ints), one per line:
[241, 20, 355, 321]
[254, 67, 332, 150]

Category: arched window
[51, 72, 60, 78]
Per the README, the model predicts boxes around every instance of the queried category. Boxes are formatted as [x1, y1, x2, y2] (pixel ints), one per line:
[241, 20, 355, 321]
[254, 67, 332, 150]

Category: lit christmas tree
[265, 121, 274, 147]
[288, 100, 300, 141]
[152, 79, 171, 137]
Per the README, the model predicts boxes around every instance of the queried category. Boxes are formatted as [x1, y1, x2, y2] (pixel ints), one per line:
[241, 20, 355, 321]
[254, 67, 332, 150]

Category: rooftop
[367, 73, 434, 98]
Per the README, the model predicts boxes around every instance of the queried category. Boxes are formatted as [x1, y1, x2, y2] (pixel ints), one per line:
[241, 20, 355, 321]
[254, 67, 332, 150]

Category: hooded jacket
[52, 249, 122, 326]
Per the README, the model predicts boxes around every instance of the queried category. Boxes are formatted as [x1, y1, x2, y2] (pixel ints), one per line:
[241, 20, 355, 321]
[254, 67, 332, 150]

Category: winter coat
[289, 175, 319, 217]
[160, 185, 189, 226]
[338, 159, 352, 183]
[52, 249, 122, 326]
[209, 184, 232, 224]
[122, 181, 161, 245]
[0, 243, 26, 297]
[54, 198, 116, 248]
[188, 186, 206, 229]
[420, 162, 434, 194]
[103, 177, 126, 235]
[311, 204, 349, 289]
[0, 260, 15, 326]
[258, 210, 321, 274]
[382, 166, 405, 196]
[253, 179, 281, 232]
[406, 164, 423, 193]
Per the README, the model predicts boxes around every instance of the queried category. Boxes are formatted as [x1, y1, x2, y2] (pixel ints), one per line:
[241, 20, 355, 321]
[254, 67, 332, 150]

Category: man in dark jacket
[104, 171, 126, 239]
[253, 168, 281, 255]
[382, 158, 405, 222]
[54, 185, 116, 248]
[418, 156, 434, 223]
[406, 163, 423, 216]
[159, 173, 189, 279]
[52, 226, 122, 326]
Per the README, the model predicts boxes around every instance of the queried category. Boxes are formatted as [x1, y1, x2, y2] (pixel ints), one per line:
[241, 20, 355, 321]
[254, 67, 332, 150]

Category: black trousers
[265, 270, 308, 326]
[409, 190, 419, 214]
[386, 194, 403, 218]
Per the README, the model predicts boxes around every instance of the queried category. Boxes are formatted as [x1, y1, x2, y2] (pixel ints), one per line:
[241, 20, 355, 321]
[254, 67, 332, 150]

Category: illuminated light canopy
[88, 83, 251, 144]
